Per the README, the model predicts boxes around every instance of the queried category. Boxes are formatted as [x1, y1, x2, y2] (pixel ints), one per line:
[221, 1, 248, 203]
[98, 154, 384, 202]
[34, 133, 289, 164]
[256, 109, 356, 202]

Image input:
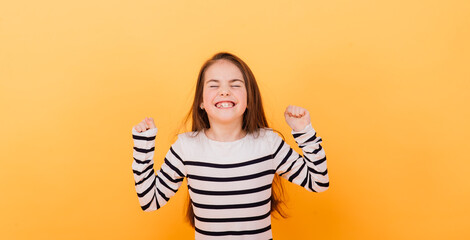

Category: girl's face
[201, 59, 247, 128]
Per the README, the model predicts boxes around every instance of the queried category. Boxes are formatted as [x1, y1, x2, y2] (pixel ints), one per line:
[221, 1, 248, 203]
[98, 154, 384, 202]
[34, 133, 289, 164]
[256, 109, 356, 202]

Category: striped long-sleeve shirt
[132, 123, 329, 240]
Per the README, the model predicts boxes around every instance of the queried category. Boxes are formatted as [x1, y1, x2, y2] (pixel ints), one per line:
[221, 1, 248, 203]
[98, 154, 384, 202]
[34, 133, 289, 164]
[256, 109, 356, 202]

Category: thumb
[145, 117, 156, 129]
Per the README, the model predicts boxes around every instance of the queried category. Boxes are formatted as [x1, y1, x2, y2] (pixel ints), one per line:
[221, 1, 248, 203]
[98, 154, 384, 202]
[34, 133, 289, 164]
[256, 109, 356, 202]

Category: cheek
[239, 90, 248, 104]
[202, 91, 214, 104]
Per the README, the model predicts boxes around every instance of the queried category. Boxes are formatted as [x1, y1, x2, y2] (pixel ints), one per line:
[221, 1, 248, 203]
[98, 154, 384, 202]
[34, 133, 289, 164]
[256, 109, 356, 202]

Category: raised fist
[133, 117, 156, 133]
[284, 105, 311, 132]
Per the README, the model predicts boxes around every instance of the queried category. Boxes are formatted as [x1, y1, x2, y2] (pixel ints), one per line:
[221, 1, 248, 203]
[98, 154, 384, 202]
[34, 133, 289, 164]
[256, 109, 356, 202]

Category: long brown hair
[182, 52, 288, 227]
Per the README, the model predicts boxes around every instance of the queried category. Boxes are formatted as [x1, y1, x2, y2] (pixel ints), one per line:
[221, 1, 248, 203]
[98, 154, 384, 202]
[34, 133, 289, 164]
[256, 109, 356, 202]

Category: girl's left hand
[284, 105, 311, 132]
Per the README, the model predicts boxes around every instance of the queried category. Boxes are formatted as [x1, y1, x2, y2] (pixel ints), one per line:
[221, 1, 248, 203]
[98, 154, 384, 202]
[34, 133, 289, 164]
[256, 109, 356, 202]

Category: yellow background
[1, 0, 469, 239]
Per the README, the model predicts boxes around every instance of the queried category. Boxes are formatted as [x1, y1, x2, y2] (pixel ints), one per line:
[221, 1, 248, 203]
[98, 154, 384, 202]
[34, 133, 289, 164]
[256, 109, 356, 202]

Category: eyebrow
[206, 79, 244, 84]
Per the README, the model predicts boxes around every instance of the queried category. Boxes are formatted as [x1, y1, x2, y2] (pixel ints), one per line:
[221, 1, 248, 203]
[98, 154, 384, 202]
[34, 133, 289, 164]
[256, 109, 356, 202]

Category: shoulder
[174, 130, 203, 145]
[168, 131, 202, 160]
[252, 127, 283, 144]
[177, 130, 200, 138]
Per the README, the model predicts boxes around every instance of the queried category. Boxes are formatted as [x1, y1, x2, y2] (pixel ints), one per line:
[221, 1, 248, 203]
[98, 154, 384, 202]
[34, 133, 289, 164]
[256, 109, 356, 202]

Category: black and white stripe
[132, 127, 186, 212]
[132, 124, 329, 239]
[273, 123, 329, 193]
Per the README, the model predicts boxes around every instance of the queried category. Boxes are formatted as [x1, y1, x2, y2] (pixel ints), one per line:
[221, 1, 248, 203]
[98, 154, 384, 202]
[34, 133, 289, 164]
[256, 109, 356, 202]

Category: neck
[204, 121, 246, 142]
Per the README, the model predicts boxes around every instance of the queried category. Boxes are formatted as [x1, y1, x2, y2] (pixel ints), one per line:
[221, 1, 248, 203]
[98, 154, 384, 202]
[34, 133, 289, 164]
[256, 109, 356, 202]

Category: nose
[219, 87, 230, 96]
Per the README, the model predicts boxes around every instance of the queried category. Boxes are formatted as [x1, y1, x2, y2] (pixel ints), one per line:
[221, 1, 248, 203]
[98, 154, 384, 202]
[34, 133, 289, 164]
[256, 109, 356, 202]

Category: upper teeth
[216, 102, 234, 108]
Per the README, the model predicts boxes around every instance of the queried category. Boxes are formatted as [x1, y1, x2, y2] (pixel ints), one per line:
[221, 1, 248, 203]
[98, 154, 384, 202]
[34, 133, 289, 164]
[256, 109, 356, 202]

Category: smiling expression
[201, 59, 248, 127]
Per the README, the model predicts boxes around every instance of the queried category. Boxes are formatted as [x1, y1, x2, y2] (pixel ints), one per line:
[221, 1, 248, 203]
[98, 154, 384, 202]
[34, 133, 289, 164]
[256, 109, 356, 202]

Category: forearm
[292, 123, 329, 192]
[132, 128, 159, 211]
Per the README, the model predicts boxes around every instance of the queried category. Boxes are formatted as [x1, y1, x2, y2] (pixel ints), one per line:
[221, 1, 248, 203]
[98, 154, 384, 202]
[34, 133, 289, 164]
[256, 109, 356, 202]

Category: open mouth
[215, 101, 235, 108]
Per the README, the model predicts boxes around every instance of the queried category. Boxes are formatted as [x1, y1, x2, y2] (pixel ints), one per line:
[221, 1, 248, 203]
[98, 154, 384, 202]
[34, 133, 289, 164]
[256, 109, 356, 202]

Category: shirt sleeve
[132, 127, 187, 212]
[271, 123, 329, 192]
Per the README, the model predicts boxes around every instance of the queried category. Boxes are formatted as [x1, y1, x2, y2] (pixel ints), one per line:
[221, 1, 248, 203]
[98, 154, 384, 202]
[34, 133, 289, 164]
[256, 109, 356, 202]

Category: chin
[208, 116, 244, 125]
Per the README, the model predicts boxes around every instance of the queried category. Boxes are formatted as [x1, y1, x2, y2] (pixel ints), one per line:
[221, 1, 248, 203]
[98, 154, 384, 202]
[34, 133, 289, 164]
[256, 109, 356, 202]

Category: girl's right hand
[133, 117, 156, 133]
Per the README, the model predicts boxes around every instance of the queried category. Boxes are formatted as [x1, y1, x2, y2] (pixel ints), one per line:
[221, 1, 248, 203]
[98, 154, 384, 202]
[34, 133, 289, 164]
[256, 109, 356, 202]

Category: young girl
[132, 52, 329, 239]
